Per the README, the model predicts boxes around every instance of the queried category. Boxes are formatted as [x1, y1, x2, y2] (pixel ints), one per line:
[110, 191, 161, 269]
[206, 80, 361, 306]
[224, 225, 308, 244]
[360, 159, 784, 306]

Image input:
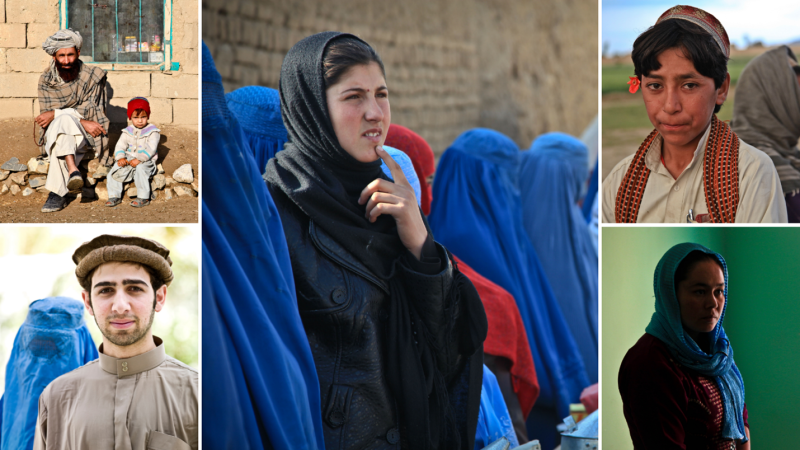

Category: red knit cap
[127, 97, 151, 119]
[384, 124, 436, 215]
[656, 5, 730, 58]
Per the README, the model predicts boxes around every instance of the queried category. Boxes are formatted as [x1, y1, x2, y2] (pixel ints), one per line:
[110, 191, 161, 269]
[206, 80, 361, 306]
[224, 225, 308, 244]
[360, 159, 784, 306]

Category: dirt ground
[0, 119, 198, 223]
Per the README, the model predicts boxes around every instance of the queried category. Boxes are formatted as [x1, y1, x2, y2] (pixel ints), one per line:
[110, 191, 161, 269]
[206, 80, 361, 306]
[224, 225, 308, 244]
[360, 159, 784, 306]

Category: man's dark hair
[322, 37, 386, 88]
[674, 250, 724, 290]
[632, 19, 729, 113]
[84, 262, 166, 308]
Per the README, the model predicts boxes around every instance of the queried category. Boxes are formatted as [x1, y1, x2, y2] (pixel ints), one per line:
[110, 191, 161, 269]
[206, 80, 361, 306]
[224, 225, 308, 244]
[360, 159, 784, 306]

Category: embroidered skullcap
[127, 97, 151, 119]
[42, 29, 83, 56]
[656, 5, 730, 58]
[73, 234, 174, 290]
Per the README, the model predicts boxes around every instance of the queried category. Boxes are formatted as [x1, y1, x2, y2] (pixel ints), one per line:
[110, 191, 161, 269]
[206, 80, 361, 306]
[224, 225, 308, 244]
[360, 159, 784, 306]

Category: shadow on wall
[601, 227, 800, 450]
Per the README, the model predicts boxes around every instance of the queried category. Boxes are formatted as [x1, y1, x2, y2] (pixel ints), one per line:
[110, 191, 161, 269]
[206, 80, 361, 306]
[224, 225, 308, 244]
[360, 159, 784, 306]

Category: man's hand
[80, 119, 106, 138]
[34, 111, 55, 128]
[130, 159, 140, 168]
[117, 158, 128, 167]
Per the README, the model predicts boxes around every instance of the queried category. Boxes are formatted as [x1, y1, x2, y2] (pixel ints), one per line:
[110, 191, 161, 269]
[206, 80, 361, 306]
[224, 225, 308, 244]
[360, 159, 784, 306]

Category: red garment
[127, 97, 150, 119]
[619, 334, 748, 450]
[384, 124, 435, 215]
[453, 255, 539, 418]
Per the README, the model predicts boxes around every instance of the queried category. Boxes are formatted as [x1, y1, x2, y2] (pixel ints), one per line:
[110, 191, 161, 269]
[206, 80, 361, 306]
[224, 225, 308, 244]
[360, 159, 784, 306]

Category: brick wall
[0, 0, 198, 127]
[202, 0, 598, 154]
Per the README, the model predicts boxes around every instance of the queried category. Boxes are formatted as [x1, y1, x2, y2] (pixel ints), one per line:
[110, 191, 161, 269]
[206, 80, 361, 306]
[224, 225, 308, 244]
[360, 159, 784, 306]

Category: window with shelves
[61, 0, 173, 66]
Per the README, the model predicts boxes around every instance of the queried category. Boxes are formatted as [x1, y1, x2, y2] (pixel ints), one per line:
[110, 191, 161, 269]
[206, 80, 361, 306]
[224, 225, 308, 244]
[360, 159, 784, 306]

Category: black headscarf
[265, 31, 403, 279]
[264, 32, 486, 449]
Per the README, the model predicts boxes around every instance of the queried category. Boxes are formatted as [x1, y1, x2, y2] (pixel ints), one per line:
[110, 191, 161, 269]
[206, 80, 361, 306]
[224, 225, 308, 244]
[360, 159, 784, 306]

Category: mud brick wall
[202, 0, 598, 154]
[0, 0, 198, 127]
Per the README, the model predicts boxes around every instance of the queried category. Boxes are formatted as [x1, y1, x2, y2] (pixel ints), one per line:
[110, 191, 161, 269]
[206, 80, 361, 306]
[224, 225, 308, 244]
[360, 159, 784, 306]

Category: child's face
[641, 47, 730, 152]
[131, 110, 149, 129]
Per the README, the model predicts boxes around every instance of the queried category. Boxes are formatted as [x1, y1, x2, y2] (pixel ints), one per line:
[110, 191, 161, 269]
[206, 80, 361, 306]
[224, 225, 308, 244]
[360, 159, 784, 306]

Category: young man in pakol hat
[602, 5, 787, 223]
[33, 235, 197, 450]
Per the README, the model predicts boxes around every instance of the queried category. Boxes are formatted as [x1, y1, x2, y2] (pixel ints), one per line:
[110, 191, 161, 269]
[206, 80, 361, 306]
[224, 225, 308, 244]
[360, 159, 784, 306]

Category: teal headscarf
[645, 242, 747, 443]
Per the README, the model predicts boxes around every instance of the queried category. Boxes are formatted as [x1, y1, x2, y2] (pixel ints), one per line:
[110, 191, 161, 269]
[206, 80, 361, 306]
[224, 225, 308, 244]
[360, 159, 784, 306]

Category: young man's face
[82, 262, 166, 349]
[53, 47, 79, 71]
[641, 47, 730, 152]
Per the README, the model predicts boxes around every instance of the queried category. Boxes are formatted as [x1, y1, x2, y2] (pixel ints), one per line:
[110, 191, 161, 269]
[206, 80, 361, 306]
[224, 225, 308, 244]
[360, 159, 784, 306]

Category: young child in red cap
[106, 97, 161, 207]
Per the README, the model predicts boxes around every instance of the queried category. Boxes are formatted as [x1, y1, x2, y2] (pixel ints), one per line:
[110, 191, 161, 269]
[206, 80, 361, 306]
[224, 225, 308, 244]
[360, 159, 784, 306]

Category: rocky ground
[0, 119, 198, 223]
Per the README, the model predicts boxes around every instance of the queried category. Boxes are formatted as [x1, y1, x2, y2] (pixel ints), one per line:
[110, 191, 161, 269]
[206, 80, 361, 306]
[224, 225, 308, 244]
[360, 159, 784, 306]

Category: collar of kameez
[99, 336, 166, 377]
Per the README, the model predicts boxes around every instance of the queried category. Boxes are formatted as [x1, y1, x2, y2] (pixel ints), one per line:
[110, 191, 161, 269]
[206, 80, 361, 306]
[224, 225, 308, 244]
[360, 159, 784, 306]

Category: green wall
[602, 227, 800, 449]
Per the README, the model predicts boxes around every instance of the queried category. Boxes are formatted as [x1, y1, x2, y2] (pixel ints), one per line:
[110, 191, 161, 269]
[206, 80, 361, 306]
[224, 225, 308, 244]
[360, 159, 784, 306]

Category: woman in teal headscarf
[618, 243, 749, 449]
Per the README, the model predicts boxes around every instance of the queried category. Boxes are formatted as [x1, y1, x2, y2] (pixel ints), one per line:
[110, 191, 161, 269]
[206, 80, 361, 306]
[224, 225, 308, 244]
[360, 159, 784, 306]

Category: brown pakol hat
[73, 234, 174, 290]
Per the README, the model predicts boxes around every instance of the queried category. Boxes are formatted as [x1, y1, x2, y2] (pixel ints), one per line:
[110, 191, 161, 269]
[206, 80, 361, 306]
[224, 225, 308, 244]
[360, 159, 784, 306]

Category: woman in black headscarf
[264, 32, 488, 450]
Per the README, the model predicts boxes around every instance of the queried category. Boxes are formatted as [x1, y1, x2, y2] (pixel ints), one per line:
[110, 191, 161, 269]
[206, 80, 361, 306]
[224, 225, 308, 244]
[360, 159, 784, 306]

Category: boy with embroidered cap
[602, 5, 787, 223]
[106, 97, 161, 208]
[33, 234, 198, 450]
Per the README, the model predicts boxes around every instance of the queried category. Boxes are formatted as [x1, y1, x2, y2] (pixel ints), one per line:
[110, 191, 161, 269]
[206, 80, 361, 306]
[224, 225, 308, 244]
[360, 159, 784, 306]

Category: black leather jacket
[273, 191, 469, 449]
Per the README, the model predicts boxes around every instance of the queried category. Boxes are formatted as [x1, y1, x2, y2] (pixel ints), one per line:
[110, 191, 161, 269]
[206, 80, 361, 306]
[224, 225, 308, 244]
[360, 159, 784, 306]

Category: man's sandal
[105, 197, 122, 207]
[66, 171, 84, 190]
[41, 192, 67, 213]
[130, 198, 150, 208]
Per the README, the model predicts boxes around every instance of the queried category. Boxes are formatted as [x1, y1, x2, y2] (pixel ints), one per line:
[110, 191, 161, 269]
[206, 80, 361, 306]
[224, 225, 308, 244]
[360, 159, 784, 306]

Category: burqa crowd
[200, 30, 598, 450]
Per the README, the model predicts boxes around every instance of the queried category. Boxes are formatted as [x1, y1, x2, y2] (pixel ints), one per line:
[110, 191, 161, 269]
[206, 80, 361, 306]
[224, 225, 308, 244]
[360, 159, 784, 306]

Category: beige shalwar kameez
[602, 123, 788, 223]
[44, 108, 89, 197]
[33, 337, 198, 450]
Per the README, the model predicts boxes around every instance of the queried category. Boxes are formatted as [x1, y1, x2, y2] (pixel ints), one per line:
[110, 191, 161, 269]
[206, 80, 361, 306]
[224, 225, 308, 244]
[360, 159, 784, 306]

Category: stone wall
[0, 0, 198, 127]
[202, 0, 598, 154]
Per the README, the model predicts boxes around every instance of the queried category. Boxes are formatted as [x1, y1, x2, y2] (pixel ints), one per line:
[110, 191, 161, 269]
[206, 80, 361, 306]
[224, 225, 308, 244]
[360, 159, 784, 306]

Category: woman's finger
[358, 178, 395, 205]
[364, 191, 401, 219]
[368, 202, 406, 223]
[376, 146, 411, 188]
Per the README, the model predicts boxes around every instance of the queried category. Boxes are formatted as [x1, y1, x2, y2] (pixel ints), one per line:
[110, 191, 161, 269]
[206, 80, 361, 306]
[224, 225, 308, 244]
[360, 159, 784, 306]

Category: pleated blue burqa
[520, 133, 599, 384]
[201, 42, 325, 450]
[428, 128, 589, 448]
[1, 297, 97, 450]
[225, 86, 288, 173]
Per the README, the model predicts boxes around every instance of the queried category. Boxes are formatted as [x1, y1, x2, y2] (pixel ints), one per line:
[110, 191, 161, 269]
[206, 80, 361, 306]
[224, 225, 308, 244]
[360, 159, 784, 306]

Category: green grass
[602, 55, 756, 95]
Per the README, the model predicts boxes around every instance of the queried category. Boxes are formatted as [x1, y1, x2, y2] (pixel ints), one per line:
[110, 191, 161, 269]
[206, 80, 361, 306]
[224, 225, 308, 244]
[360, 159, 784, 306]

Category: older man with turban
[35, 29, 110, 213]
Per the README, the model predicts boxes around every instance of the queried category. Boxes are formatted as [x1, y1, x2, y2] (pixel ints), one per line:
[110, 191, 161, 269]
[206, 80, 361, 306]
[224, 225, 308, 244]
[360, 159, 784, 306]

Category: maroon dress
[619, 334, 748, 450]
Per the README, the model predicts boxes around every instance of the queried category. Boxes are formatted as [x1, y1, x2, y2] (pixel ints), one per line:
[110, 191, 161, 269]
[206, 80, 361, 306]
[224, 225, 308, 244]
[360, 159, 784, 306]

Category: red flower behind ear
[628, 76, 640, 94]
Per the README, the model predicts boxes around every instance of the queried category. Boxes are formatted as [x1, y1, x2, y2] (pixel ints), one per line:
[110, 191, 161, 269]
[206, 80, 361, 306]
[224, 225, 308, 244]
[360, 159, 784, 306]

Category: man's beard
[55, 59, 80, 79]
[95, 298, 156, 348]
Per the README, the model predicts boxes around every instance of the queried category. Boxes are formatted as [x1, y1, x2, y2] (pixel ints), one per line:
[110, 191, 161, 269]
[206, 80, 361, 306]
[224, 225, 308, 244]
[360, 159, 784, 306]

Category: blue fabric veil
[645, 243, 747, 443]
[380, 145, 422, 206]
[1, 297, 97, 450]
[428, 128, 589, 447]
[474, 365, 518, 450]
[582, 161, 598, 223]
[225, 86, 288, 173]
[520, 133, 599, 383]
[201, 42, 325, 450]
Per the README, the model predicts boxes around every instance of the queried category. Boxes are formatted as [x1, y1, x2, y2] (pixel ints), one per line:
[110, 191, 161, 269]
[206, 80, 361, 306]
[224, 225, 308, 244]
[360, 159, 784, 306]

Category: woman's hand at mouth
[358, 145, 428, 260]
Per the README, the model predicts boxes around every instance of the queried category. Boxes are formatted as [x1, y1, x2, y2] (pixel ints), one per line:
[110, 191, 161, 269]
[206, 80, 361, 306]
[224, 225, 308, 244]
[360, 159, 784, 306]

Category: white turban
[42, 29, 83, 56]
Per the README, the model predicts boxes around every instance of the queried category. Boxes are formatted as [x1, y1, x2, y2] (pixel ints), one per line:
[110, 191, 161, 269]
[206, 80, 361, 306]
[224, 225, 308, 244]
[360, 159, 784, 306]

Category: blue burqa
[428, 128, 589, 448]
[1, 297, 97, 450]
[520, 133, 599, 384]
[225, 86, 288, 173]
[201, 42, 325, 450]
[474, 365, 518, 449]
